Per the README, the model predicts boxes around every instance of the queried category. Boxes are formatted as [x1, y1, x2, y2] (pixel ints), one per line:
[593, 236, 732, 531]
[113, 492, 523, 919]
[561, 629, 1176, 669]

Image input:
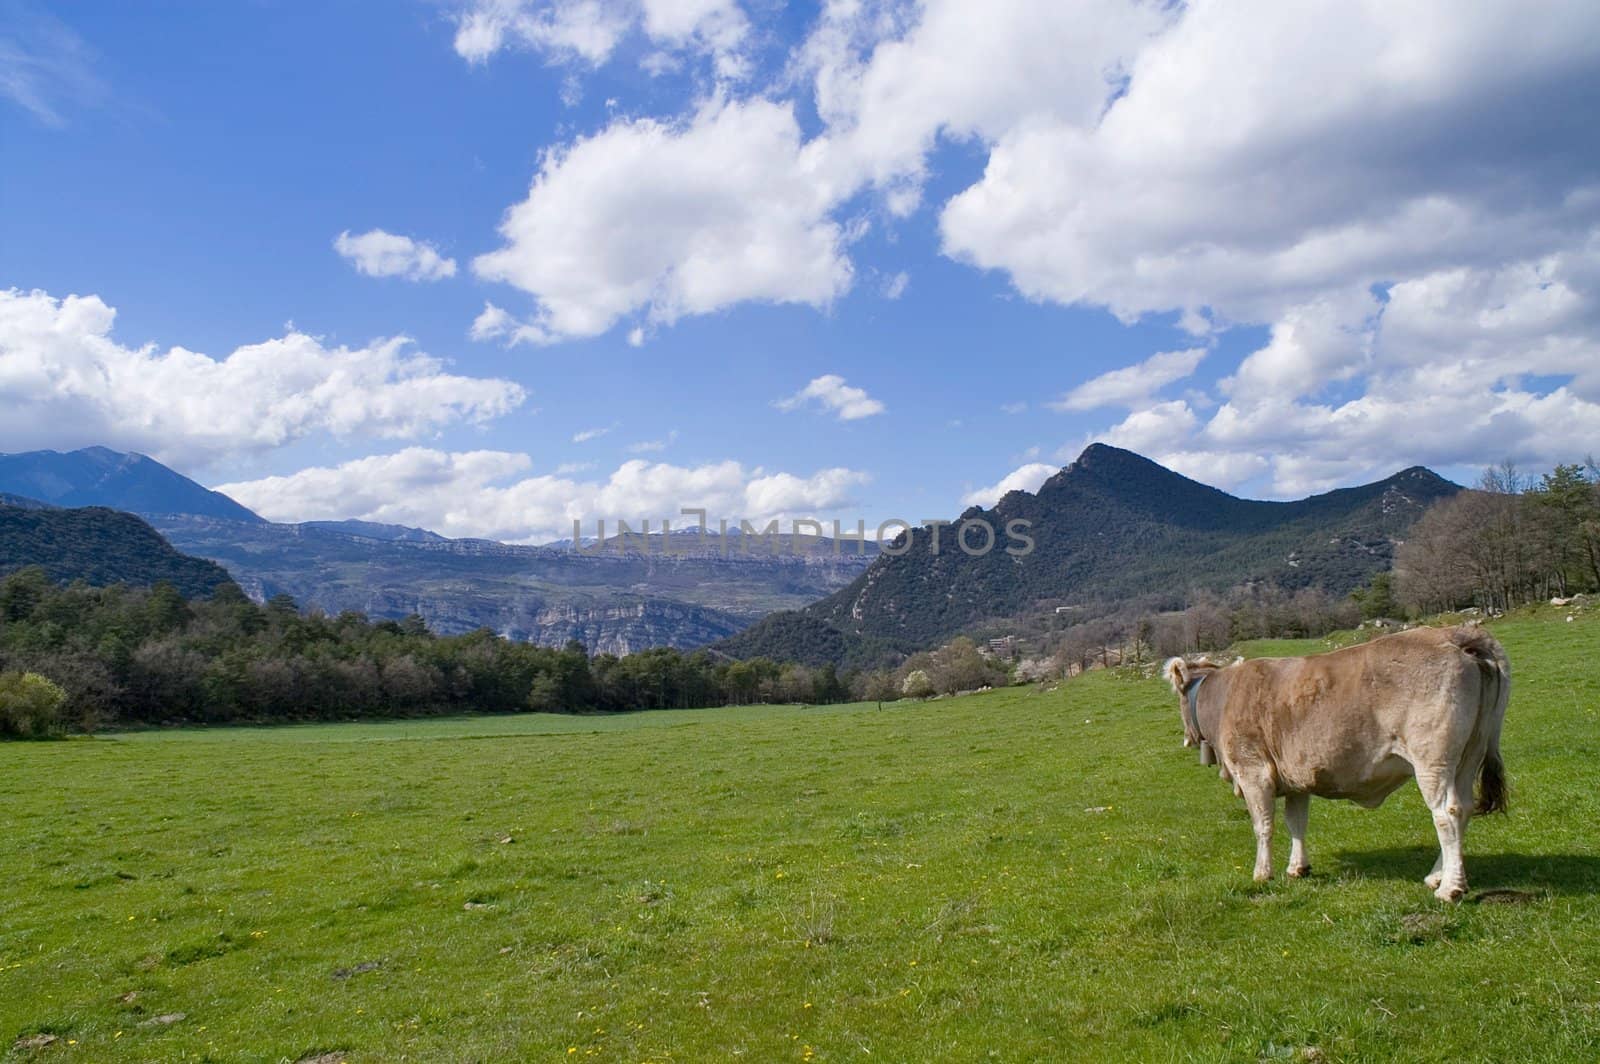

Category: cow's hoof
[1253, 870, 1273, 883]
[1425, 871, 1443, 890]
[1434, 883, 1465, 902]
[1287, 864, 1311, 879]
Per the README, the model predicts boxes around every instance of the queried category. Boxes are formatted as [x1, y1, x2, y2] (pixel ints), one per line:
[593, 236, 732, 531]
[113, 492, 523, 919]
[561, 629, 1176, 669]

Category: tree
[0, 567, 51, 623]
[0, 671, 67, 738]
[1528, 464, 1600, 593]
[901, 669, 934, 699]
[1350, 571, 1399, 620]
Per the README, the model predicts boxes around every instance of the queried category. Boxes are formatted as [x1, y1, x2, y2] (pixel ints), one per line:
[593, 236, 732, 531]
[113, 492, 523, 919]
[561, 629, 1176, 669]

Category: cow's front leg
[1284, 792, 1311, 878]
[1237, 776, 1276, 882]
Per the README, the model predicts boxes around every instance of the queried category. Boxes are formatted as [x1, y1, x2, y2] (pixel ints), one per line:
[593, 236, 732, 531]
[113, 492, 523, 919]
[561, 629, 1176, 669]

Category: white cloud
[474, 97, 851, 343]
[572, 423, 617, 443]
[334, 229, 457, 282]
[961, 461, 1057, 508]
[451, 0, 749, 78]
[0, 3, 106, 126]
[1147, 450, 1271, 491]
[802, 0, 1167, 207]
[938, 2, 1600, 326]
[881, 270, 909, 300]
[469, 301, 549, 346]
[218, 447, 870, 543]
[774, 373, 885, 421]
[824, 0, 1600, 493]
[626, 429, 678, 453]
[0, 288, 526, 465]
[1098, 400, 1199, 456]
[1052, 347, 1206, 412]
[453, 0, 633, 65]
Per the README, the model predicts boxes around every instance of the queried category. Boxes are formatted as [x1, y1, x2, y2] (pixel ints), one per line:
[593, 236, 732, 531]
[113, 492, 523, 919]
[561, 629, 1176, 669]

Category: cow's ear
[1162, 657, 1188, 693]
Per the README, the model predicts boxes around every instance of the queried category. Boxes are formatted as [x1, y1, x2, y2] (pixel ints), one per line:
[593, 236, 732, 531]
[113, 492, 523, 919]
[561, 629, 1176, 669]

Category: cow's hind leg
[1236, 772, 1277, 882]
[1428, 756, 1480, 890]
[1417, 768, 1469, 901]
[1284, 792, 1311, 878]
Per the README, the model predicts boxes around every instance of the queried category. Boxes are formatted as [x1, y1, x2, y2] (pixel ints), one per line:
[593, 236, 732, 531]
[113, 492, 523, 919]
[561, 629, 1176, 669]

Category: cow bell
[1198, 740, 1216, 766]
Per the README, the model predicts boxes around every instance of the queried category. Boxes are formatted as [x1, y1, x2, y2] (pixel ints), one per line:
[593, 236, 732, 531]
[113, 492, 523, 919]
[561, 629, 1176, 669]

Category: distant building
[987, 636, 1017, 661]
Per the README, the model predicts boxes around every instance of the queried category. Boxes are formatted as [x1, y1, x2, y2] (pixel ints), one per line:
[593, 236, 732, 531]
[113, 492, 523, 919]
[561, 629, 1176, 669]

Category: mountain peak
[0, 446, 264, 524]
[791, 446, 1463, 656]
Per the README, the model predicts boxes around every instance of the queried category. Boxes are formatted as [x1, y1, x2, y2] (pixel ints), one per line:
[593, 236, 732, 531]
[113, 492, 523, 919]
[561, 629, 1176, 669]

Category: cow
[1163, 625, 1509, 901]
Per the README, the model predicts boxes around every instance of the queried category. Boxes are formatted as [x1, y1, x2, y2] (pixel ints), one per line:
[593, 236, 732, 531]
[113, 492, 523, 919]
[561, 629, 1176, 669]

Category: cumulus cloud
[474, 97, 851, 343]
[938, 1, 1600, 324]
[454, 0, 1600, 493]
[803, 0, 1167, 208]
[1052, 348, 1206, 412]
[452, 0, 750, 78]
[774, 374, 885, 420]
[218, 447, 870, 543]
[0, 288, 525, 465]
[961, 461, 1058, 508]
[847, 0, 1600, 493]
[468, 301, 550, 346]
[334, 229, 457, 282]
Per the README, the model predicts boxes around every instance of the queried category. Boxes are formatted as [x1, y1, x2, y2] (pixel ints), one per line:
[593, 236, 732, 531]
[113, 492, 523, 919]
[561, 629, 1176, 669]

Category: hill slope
[0, 500, 236, 598]
[726, 444, 1459, 661]
[0, 446, 263, 523]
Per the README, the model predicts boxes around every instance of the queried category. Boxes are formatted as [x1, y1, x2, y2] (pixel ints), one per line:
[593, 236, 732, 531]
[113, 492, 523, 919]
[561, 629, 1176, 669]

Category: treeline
[1006, 584, 1365, 683]
[0, 569, 854, 731]
[1396, 462, 1600, 613]
[850, 636, 1015, 702]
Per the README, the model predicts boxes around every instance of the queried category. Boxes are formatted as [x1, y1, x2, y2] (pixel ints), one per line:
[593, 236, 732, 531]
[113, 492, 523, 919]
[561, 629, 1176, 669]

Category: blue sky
[4, 1, 1599, 542]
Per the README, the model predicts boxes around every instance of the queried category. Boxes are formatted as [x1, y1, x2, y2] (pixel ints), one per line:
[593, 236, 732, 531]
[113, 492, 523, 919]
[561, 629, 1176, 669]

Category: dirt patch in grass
[12, 1033, 58, 1051]
[1474, 888, 1541, 905]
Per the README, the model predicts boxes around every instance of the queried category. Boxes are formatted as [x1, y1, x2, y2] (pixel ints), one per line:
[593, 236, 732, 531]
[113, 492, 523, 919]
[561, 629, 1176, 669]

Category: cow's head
[1163, 655, 1223, 751]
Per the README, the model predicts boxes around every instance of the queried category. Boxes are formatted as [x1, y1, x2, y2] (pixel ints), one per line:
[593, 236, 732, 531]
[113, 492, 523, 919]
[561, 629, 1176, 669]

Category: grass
[2, 611, 1598, 1062]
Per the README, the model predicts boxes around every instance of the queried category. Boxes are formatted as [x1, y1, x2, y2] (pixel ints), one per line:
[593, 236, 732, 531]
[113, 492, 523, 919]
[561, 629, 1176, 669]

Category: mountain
[720, 444, 1460, 662]
[300, 519, 448, 543]
[0, 446, 264, 523]
[0, 499, 236, 598]
[0, 446, 876, 653]
[145, 515, 877, 655]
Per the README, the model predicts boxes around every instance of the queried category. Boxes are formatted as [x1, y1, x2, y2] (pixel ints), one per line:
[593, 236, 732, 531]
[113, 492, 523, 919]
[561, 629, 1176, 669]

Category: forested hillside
[0, 569, 846, 731]
[0, 501, 235, 598]
[722, 445, 1458, 663]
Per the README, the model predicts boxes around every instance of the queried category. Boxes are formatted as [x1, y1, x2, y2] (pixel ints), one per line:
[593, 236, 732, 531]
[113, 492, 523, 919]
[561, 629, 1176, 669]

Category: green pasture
[3, 611, 1598, 1062]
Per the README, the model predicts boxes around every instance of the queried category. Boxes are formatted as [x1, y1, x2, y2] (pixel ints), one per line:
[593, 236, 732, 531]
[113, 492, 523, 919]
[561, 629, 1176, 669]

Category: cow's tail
[1453, 626, 1510, 815]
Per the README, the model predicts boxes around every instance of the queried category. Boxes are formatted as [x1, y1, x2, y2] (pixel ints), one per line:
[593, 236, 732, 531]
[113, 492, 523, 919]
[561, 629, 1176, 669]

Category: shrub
[901, 669, 934, 699]
[0, 671, 68, 739]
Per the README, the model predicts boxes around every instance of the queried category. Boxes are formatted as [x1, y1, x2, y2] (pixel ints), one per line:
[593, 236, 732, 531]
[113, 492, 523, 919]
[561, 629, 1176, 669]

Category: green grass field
[3, 612, 1598, 1062]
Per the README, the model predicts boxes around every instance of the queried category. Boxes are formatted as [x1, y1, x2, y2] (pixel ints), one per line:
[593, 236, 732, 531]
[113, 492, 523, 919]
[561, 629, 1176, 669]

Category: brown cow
[1164, 625, 1509, 901]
